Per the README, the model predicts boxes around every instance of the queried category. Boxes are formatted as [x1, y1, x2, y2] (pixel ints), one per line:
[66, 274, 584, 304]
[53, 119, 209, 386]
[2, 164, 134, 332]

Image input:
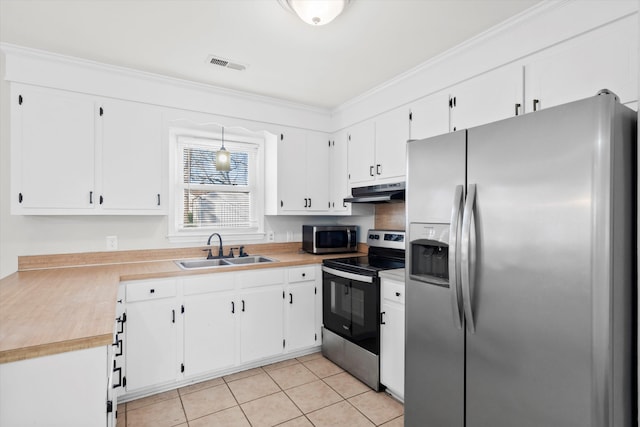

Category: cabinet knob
[150, 289, 155, 294]
[395, 292, 401, 297]
[302, 273, 306, 278]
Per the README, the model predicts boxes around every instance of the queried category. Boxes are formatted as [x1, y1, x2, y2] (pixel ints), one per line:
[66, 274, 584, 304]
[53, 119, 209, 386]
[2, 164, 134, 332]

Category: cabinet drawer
[126, 279, 176, 302]
[287, 266, 316, 283]
[237, 268, 285, 288]
[381, 279, 405, 305]
[182, 272, 235, 295]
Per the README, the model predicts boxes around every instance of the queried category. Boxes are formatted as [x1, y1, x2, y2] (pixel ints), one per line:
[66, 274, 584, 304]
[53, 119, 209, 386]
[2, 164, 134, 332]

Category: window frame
[168, 126, 265, 243]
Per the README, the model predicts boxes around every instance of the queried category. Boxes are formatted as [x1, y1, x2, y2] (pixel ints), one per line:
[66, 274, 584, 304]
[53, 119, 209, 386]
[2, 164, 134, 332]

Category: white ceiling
[0, 0, 541, 109]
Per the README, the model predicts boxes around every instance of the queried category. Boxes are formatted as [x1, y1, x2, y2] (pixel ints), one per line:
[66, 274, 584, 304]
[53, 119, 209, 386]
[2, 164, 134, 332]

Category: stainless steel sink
[224, 255, 277, 265]
[175, 258, 232, 270]
[175, 255, 277, 270]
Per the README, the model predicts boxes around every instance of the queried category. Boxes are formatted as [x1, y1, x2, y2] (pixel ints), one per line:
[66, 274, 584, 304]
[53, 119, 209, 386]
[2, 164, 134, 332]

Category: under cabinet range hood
[344, 182, 405, 203]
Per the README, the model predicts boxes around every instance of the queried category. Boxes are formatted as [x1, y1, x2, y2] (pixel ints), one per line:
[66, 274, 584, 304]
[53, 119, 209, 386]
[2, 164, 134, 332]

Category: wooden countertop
[0, 244, 364, 364]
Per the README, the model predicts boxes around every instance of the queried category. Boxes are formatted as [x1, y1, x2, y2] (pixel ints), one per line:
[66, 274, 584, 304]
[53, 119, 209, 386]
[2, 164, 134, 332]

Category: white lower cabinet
[286, 266, 320, 352]
[380, 275, 405, 401]
[0, 346, 110, 427]
[125, 278, 179, 392]
[183, 272, 236, 378]
[239, 285, 285, 363]
[122, 265, 320, 398]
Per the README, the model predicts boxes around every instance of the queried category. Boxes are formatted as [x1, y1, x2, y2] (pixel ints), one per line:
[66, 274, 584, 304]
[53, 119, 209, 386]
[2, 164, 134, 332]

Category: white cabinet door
[525, 15, 637, 113]
[99, 99, 163, 212]
[375, 107, 410, 182]
[278, 129, 307, 211]
[329, 131, 350, 212]
[347, 120, 376, 186]
[239, 286, 284, 363]
[305, 131, 329, 211]
[183, 291, 236, 378]
[286, 283, 318, 352]
[380, 277, 405, 400]
[12, 85, 95, 212]
[450, 62, 524, 131]
[0, 346, 108, 427]
[126, 296, 178, 391]
[410, 91, 450, 140]
[380, 301, 404, 400]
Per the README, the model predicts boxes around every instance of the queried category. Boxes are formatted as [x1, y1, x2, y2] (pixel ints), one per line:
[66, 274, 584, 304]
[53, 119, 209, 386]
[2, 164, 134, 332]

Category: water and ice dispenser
[409, 223, 450, 287]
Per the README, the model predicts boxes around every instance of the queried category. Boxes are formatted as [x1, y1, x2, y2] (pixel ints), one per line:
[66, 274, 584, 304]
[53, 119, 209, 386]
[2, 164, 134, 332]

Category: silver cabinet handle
[461, 183, 477, 334]
[449, 185, 464, 329]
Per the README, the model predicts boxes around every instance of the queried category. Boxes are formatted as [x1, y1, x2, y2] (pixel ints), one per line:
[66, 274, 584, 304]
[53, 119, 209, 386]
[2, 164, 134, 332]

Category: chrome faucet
[206, 233, 224, 259]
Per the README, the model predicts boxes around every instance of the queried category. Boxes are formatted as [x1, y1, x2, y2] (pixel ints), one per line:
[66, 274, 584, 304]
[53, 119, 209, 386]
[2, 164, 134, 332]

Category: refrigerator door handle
[449, 184, 464, 329]
[461, 183, 477, 334]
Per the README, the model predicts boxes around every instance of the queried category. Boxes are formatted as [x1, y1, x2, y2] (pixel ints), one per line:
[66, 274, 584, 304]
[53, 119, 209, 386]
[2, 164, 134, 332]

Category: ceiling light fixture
[278, 0, 351, 26]
[216, 127, 231, 172]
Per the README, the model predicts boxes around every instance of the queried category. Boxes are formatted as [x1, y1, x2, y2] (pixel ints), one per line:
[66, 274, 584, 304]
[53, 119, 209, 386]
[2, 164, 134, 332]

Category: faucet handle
[239, 246, 248, 257]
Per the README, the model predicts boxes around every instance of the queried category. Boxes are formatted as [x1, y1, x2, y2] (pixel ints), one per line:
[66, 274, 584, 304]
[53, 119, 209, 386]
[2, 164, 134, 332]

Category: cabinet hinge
[328, 202, 331, 209]
[283, 339, 286, 349]
[409, 111, 413, 121]
[99, 107, 104, 116]
[315, 333, 317, 341]
[107, 400, 113, 414]
[348, 134, 351, 141]
[18, 95, 23, 105]
[280, 133, 284, 141]
[283, 291, 285, 299]
[280, 200, 283, 208]
[314, 287, 317, 295]
[181, 305, 185, 314]
[181, 363, 185, 373]
[18, 193, 23, 203]
[122, 376, 127, 387]
[328, 140, 331, 147]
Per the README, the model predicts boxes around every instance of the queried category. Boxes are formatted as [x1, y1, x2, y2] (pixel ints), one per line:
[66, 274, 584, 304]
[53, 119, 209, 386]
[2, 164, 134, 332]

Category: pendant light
[216, 127, 231, 172]
[278, 0, 350, 26]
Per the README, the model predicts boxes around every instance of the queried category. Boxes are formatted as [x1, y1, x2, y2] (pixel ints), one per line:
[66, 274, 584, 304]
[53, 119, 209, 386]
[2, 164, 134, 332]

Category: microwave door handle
[347, 230, 352, 249]
[449, 185, 464, 329]
[461, 183, 477, 334]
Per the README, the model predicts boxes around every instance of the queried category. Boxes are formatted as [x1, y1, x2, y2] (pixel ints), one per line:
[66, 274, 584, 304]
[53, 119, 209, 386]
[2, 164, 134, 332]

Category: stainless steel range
[321, 229, 405, 391]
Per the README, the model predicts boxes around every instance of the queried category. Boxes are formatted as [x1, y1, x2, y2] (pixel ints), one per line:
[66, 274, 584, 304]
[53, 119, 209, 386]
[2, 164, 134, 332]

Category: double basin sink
[176, 255, 277, 270]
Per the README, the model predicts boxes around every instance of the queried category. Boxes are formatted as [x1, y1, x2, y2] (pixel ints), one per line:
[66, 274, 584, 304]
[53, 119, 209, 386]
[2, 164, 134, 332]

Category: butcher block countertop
[0, 243, 365, 364]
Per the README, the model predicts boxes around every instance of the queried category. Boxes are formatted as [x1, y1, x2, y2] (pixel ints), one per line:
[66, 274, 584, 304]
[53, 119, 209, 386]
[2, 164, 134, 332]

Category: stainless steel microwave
[302, 225, 358, 254]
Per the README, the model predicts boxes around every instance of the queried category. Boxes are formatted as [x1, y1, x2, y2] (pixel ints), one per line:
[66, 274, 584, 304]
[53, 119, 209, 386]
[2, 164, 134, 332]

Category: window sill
[167, 230, 266, 244]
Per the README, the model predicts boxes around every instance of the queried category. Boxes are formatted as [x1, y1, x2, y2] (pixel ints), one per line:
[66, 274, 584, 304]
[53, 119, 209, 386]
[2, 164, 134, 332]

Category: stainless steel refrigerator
[405, 90, 636, 427]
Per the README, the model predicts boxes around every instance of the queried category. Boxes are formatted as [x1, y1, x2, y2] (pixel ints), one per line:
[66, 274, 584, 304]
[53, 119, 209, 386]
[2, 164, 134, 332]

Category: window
[170, 129, 264, 241]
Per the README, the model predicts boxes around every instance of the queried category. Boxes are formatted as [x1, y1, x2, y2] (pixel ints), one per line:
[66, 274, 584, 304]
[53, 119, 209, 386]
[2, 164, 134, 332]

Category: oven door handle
[322, 266, 374, 283]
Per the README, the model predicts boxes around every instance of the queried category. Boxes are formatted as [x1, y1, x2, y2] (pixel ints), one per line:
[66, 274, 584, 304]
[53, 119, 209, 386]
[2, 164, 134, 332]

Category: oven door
[322, 266, 380, 354]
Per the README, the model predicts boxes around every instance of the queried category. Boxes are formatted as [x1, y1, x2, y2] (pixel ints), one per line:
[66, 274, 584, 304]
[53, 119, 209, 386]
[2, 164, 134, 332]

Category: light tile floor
[118, 352, 404, 427]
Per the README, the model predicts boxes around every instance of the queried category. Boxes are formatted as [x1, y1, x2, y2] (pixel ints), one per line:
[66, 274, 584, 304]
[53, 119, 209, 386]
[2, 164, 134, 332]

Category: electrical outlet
[106, 236, 118, 251]
[267, 231, 275, 241]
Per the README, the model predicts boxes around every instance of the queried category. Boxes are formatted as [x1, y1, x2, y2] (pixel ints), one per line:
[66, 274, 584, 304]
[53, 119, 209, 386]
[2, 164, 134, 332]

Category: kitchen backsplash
[375, 203, 406, 231]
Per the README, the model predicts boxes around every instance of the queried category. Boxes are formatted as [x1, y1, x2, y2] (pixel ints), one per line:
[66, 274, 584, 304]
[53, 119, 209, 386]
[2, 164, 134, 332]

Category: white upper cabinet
[348, 107, 409, 187]
[374, 107, 410, 182]
[99, 99, 164, 212]
[346, 120, 375, 186]
[409, 90, 451, 141]
[328, 130, 350, 213]
[11, 84, 166, 215]
[524, 15, 637, 113]
[11, 85, 95, 212]
[275, 128, 329, 213]
[449, 62, 524, 132]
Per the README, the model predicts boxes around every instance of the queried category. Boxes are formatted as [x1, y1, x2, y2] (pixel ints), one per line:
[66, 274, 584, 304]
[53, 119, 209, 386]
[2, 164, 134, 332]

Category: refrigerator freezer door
[464, 96, 611, 427]
[405, 131, 466, 427]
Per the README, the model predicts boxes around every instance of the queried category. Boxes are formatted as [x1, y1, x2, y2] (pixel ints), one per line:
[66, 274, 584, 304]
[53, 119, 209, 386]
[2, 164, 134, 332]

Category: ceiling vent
[206, 55, 247, 71]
